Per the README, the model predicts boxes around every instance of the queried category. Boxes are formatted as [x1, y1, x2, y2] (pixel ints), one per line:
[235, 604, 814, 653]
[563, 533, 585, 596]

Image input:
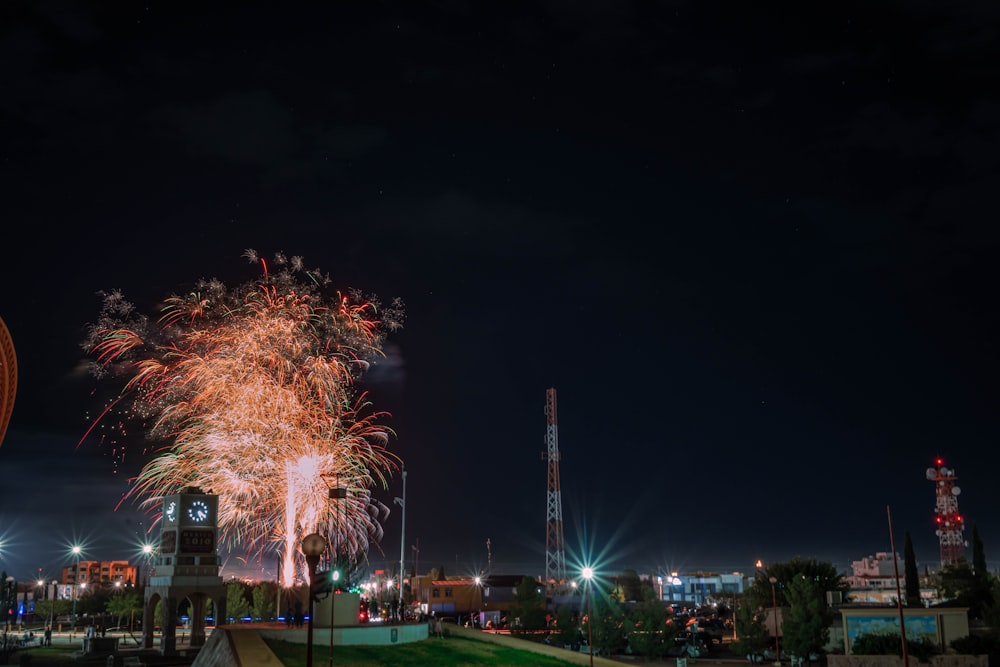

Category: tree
[510, 576, 547, 633]
[749, 558, 848, 608]
[589, 591, 628, 657]
[980, 579, 1000, 634]
[731, 598, 770, 661]
[618, 570, 643, 603]
[252, 581, 277, 622]
[782, 574, 829, 663]
[32, 599, 71, 627]
[937, 561, 993, 619]
[106, 592, 142, 630]
[973, 525, 989, 580]
[552, 607, 579, 648]
[904, 531, 921, 607]
[75, 584, 112, 620]
[627, 588, 672, 660]
[225, 581, 251, 622]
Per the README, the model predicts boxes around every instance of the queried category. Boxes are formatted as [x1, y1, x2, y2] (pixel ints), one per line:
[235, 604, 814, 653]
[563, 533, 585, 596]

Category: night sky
[1, 2, 999, 585]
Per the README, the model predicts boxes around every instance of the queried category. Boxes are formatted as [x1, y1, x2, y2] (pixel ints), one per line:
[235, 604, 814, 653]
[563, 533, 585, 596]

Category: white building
[845, 552, 938, 606]
[652, 571, 745, 606]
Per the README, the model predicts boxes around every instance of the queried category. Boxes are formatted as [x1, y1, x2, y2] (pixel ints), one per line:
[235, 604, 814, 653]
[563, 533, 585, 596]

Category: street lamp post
[768, 576, 780, 665]
[582, 567, 595, 667]
[142, 544, 154, 586]
[70, 546, 82, 636]
[301, 533, 326, 667]
[329, 484, 347, 667]
[49, 580, 57, 640]
[393, 468, 406, 619]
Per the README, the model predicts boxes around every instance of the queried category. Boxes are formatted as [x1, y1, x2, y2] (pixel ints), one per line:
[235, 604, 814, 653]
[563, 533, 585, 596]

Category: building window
[445, 589, 453, 598]
[432, 589, 440, 598]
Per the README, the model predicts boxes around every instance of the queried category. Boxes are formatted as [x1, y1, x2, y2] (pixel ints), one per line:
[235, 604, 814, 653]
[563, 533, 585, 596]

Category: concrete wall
[839, 607, 970, 654]
[259, 622, 428, 647]
[311, 592, 361, 628]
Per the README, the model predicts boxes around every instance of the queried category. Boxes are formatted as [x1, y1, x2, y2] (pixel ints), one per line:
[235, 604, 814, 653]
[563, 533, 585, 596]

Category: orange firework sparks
[83, 250, 404, 586]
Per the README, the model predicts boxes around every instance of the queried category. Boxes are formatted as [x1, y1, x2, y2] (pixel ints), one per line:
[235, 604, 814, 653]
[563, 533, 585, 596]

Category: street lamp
[141, 543, 154, 586]
[329, 484, 347, 667]
[393, 468, 406, 619]
[768, 576, 780, 665]
[581, 567, 595, 667]
[301, 533, 326, 667]
[70, 545, 82, 635]
[49, 580, 57, 640]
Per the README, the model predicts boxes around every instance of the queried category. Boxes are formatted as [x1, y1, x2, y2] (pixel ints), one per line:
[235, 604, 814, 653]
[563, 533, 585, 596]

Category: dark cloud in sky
[1, 1, 999, 583]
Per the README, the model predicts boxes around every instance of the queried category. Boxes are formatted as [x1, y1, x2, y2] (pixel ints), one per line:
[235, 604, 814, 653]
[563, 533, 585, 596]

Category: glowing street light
[581, 567, 595, 667]
[141, 543, 154, 585]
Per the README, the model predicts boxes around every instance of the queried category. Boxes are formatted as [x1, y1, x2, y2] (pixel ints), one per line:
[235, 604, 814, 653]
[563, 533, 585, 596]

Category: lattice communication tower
[926, 458, 966, 567]
[543, 388, 566, 586]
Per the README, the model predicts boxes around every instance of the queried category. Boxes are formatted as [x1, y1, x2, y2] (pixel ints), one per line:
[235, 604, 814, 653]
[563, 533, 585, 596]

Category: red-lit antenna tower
[543, 388, 566, 586]
[926, 458, 966, 567]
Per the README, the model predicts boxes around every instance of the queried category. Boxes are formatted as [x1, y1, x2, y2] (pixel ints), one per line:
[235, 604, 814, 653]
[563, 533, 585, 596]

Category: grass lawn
[263, 634, 581, 667]
[6, 633, 587, 666]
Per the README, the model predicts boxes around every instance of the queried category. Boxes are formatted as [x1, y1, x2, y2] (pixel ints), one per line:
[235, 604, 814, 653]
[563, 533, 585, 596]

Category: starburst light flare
[83, 250, 404, 586]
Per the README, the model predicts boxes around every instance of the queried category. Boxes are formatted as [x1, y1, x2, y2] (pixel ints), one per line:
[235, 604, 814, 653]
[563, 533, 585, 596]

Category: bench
[122, 657, 146, 667]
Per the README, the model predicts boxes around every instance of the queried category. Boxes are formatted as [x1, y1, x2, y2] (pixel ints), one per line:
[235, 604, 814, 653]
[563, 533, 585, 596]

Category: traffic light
[310, 566, 344, 602]
[2, 577, 15, 619]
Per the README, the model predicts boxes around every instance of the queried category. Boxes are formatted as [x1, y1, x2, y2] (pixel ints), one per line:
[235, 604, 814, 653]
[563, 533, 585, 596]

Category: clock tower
[143, 486, 226, 655]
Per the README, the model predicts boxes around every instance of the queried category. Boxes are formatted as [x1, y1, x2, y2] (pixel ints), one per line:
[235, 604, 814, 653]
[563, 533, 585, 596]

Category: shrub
[852, 633, 938, 662]
[950, 634, 1000, 656]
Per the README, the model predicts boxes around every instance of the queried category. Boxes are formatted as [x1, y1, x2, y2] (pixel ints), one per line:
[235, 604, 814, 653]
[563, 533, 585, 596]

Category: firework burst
[83, 250, 404, 586]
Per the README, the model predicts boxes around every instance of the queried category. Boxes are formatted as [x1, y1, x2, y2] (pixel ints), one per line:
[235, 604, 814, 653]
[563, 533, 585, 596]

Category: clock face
[187, 500, 210, 523]
[164, 501, 177, 523]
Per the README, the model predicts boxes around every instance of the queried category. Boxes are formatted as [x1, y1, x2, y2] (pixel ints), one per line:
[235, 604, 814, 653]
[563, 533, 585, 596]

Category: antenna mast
[926, 458, 966, 568]
[543, 388, 566, 586]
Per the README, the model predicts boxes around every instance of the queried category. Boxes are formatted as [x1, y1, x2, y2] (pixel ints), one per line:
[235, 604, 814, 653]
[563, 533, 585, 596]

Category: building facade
[62, 560, 138, 587]
[845, 552, 938, 606]
[411, 574, 484, 618]
[655, 571, 745, 606]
